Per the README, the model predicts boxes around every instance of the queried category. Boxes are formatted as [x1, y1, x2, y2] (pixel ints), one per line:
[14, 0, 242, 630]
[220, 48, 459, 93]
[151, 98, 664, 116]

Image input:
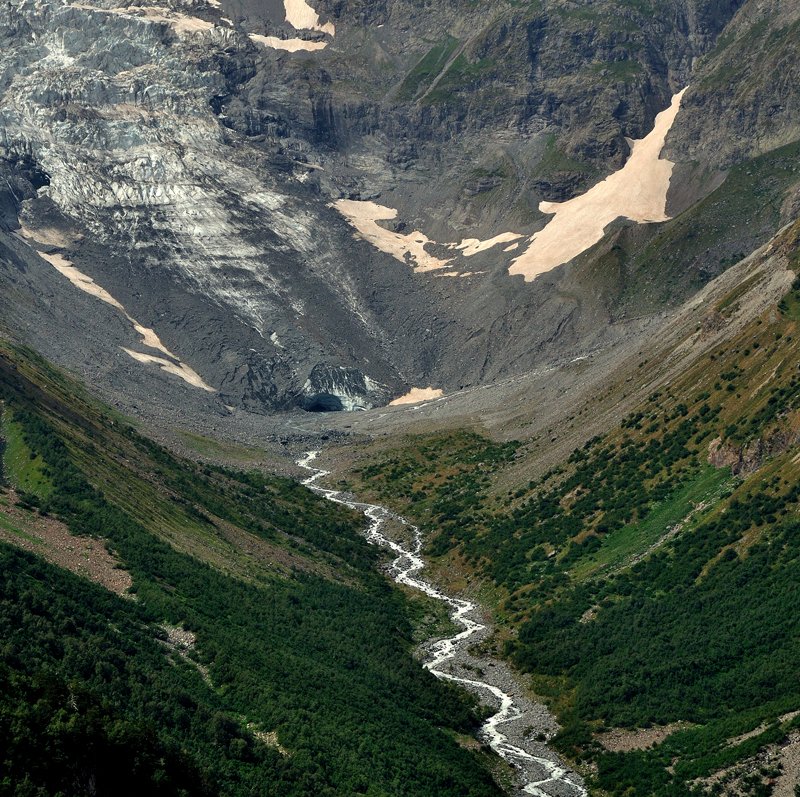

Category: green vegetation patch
[778, 275, 800, 321]
[616, 139, 800, 314]
[532, 134, 594, 180]
[176, 429, 267, 463]
[569, 463, 732, 581]
[0, 343, 503, 797]
[350, 272, 800, 795]
[0, 341, 379, 583]
[0, 508, 39, 544]
[424, 52, 497, 104]
[354, 430, 518, 510]
[397, 35, 459, 101]
[0, 408, 53, 500]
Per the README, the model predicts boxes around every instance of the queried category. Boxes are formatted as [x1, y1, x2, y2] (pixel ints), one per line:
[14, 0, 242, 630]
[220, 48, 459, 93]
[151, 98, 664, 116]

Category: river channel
[298, 451, 586, 797]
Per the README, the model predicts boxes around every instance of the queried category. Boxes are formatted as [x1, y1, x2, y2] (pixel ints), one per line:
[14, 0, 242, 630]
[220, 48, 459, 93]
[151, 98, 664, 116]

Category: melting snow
[334, 91, 686, 284]
[28, 243, 214, 391]
[250, 0, 334, 52]
[334, 199, 452, 272]
[248, 33, 328, 52]
[389, 387, 444, 405]
[122, 349, 215, 391]
[509, 88, 687, 281]
[334, 200, 525, 274]
[37, 251, 127, 311]
[451, 232, 523, 257]
[283, 0, 334, 36]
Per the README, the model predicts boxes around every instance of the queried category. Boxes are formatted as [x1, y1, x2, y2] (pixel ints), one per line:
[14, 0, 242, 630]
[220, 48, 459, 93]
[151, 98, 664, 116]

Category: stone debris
[0, 489, 133, 597]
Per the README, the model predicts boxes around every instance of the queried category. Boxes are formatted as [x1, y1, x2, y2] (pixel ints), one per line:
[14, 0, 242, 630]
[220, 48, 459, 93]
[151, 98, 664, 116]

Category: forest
[0, 344, 502, 797]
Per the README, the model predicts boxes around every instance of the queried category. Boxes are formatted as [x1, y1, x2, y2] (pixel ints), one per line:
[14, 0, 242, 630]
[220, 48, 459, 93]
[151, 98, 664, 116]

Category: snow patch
[509, 89, 687, 282]
[451, 232, 523, 257]
[29, 244, 214, 392]
[283, 0, 334, 36]
[334, 199, 452, 272]
[389, 387, 444, 405]
[248, 33, 328, 52]
[37, 250, 127, 311]
[250, 0, 335, 52]
[333, 89, 685, 286]
[334, 200, 524, 275]
[122, 349, 215, 391]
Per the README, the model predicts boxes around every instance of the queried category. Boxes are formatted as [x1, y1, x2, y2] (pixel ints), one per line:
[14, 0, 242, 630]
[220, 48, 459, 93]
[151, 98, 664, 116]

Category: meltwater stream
[298, 451, 586, 797]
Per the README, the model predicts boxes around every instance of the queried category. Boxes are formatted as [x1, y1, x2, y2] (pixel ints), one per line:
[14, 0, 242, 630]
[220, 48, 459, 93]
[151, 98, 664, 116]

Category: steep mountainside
[666, 0, 800, 170]
[0, 339, 504, 797]
[331, 218, 800, 796]
[1, 0, 796, 419]
[2, 3, 800, 795]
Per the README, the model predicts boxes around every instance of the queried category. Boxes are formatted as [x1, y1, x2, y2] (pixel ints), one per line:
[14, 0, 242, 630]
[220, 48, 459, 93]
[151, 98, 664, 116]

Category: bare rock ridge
[0, 0, 797, 416]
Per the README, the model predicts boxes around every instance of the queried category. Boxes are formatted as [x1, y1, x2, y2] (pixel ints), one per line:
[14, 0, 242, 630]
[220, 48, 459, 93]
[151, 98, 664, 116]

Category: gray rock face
[0, 0, 791, 416]
[0, 0, 413, 411]
[666, 0, 800, 169]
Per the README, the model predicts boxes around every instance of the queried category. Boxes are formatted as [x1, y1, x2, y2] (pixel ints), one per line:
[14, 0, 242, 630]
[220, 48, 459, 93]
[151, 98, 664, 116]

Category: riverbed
[298, 451, 586, 797]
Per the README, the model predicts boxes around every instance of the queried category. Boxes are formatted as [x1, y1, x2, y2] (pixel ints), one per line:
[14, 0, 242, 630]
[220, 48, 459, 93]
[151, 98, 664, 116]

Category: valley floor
[299, 451, 586, 797]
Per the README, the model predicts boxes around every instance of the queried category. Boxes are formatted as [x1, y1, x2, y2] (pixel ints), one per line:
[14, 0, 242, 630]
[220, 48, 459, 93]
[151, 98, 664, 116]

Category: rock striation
[0, 0, 794, 416]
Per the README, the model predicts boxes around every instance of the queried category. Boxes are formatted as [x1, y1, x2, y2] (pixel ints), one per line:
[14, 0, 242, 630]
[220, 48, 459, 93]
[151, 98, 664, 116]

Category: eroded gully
[298, 451, 586, 797]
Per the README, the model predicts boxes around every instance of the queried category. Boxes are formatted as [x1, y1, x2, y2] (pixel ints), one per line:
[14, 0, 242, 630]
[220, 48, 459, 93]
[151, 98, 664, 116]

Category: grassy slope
[396, 35, 460, 101]
[0, 342, 376, 584]
[343, 220, 800, 796]
[0, 341, 503, 797]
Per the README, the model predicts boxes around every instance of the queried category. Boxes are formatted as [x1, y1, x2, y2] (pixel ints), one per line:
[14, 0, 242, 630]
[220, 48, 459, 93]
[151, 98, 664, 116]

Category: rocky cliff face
[0, 0, 795, 416]
[0, 0, 418, 411]
[666, 0, 800, 169]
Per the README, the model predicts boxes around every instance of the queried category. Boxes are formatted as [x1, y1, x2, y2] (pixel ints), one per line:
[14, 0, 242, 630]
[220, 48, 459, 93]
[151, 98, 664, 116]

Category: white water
[298, 451, 586, 797]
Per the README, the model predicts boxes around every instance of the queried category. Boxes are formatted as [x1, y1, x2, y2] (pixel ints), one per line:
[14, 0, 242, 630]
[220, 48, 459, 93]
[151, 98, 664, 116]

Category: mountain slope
[3, 0, 796, 420]
[3, 3, 800, 796]
[0, 340, 503, 797]
[331, 218, 800, 795]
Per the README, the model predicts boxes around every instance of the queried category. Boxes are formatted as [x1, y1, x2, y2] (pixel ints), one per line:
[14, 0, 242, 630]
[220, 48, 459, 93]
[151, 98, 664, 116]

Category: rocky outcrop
[709, 426, 800, 476]
[0, 0, 421, 411]
[666, 0, 800, 170]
